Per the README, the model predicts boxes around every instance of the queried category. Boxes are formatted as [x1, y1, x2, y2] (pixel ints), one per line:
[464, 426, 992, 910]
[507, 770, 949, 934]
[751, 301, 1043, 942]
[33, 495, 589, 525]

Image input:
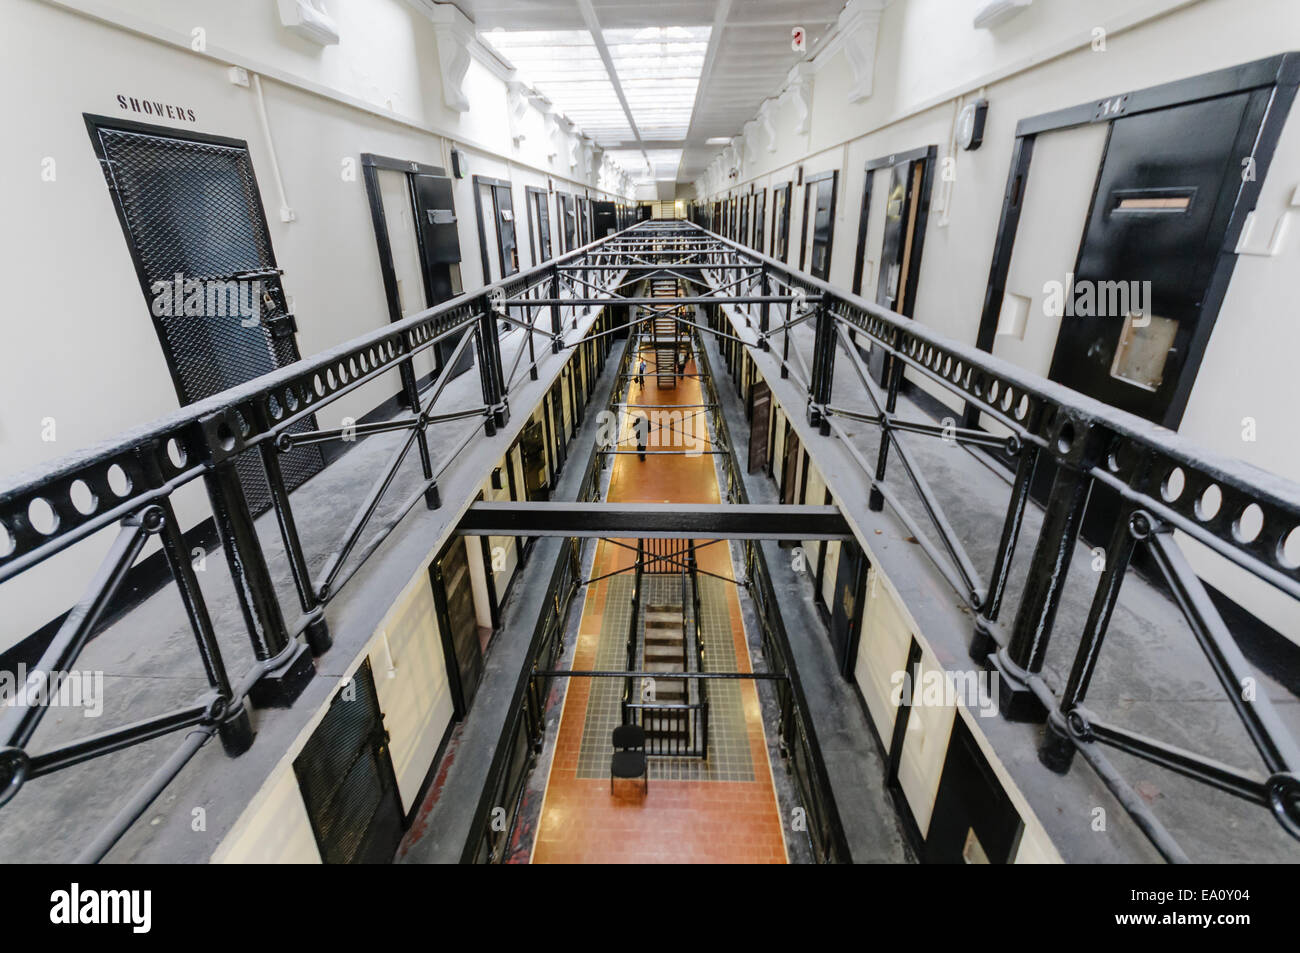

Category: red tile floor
[529, 347, 789, 863]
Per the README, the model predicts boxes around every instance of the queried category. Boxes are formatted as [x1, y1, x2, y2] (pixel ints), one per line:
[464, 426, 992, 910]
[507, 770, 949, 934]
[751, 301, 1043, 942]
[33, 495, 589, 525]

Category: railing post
[154, 495, 254, 755]
[260, 436, 332, 655]
[807, 304, 835, 436]
[1040, 506, 1145, 771]
[868, 327, 904, 511]
[971, 435, 1040, 662]
[549, 267, 562, 350]
[992, 411, 1101, 721]
[758, 264, 770, 350]
[475, 296, 508, 434]
[199, 412, 314, 708]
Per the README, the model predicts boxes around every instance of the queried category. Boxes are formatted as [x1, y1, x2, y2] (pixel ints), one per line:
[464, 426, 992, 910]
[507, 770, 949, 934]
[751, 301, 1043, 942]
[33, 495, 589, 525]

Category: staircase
[641, 601, 689, 746]
[649, 277, 683, 389]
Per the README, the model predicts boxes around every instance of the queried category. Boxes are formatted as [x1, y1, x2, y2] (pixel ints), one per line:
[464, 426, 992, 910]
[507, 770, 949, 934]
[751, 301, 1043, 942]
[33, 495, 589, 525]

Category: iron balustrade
[7, 217, 1294, 862]
[0, 222, 646, 860]
[693, 330, 851, 863]
[463, 533, 584, 864]
[619, 538, 709, 759]
[682, 219, 1300, 860]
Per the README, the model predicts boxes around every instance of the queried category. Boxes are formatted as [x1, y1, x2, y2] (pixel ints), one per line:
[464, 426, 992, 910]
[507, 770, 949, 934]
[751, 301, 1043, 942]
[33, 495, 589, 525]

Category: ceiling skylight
[480, 24, 711, 157]
[481, 29, 634, 144]
[605, 27, 711, 141]
[604, 149, 684, 184]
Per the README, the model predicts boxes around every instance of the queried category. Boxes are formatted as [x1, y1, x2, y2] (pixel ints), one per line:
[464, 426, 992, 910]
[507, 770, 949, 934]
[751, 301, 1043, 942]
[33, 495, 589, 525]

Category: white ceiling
[457, 0, 847, 185]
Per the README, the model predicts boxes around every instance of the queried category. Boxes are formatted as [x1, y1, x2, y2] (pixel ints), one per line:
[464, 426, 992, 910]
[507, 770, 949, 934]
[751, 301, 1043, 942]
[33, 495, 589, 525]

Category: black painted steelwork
[683, 215, 1300, 860]
[460, 262, 850, 862]
[0, 221, 640, 858]
[458, 501, 851, 540]
[6, 211, 1299, 862]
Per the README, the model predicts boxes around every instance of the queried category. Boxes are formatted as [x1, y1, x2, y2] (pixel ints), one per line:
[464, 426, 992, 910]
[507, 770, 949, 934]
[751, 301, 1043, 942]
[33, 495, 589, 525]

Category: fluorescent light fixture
[705, 137, 730, 145]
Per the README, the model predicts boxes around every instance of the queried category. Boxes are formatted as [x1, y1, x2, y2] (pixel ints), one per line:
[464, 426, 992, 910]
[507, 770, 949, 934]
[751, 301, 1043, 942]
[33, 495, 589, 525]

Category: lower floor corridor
[524, 335, 789, 863]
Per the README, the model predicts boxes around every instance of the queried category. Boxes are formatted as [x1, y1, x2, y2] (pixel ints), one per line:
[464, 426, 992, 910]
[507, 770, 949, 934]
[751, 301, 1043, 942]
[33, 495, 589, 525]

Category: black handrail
[688, 218, 1300, 858]
[692, 327, 850, 862]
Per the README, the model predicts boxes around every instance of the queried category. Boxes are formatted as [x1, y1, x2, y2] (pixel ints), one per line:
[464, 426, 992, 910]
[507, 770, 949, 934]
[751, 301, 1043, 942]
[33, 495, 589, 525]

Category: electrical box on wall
[450, 148, 466, 179]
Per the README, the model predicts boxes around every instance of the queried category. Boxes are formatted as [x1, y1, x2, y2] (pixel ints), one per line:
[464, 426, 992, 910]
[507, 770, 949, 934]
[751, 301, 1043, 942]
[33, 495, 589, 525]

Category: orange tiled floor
[530, 345, 788, 864]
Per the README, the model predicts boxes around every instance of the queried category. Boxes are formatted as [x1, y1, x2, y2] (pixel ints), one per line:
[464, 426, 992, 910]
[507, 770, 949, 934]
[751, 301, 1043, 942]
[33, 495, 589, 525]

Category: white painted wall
[0, 0, 630, 646]
[369, 567, 454, 812]
[695, 0, 1300, 640]
[213, 760, 322, 863]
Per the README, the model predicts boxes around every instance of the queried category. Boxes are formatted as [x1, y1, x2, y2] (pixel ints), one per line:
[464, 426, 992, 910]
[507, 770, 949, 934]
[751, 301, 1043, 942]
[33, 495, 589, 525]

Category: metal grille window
[86, 116, 322, 510]
[293, 660, 404, 864]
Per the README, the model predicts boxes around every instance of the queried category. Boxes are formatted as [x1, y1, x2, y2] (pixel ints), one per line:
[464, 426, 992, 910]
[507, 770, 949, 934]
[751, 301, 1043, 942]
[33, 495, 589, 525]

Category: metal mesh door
[293, 660, 404, 864]
[90, 121, 323, 511]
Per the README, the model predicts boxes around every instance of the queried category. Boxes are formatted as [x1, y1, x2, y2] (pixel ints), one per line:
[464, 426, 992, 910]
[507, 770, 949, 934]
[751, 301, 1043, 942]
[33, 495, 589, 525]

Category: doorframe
[852, 145, 937, 300]
[524, 185, 552, 266]
[84, 113, 298, 406]
[798, 169, 838, 275]
[965, 52, 1300, 430]
[472, 174, 517, 282]
[772, 182, 793, 260]
[360, 152, 452, 325]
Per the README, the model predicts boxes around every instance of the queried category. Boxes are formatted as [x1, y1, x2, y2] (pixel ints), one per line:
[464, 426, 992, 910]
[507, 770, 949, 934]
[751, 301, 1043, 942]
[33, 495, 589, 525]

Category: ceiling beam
[575, 0, 646, 164]
[678, 0, 732, 183]
[459, 502, 854, 540]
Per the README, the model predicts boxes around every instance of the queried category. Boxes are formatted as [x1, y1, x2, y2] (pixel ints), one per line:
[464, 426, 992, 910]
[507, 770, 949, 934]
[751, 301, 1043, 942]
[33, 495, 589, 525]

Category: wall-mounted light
[958, 99, 989, 150]
[450, 148, 466, 179]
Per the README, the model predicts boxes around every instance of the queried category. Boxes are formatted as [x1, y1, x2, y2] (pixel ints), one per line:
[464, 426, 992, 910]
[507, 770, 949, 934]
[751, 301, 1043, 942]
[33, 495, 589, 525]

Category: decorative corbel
[837, 0, 886, 103]
[564, 119, 580, 170]
[757, 98, 778, 152]
[427, 4, 474, 113]
[742, 120, 760, 163]
[506, 80, 530, 147]
[782, 62, 814, 136]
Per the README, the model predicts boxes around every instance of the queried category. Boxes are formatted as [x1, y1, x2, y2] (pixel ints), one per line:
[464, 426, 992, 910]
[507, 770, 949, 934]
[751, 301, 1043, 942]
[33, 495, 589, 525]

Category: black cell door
[876, 161, 921, 312]
[495, 186, 520, 276]
[827, 540, 866, 677]
[411, 172, 462, 304]
[801, 172, 837, 278]
[87, 115, 323, 512]
[924, 717, 1023, 864]
[409, 171, 470, 375]
[559, 194, 577, 251]
[1040, 92, 1270, 545]
[293, 660, 404, 864]
[520, 417, 549, 500]
[592, 200, 617, 238]
[1047, 92, 1267, 428]
[431, 538, 483, 718]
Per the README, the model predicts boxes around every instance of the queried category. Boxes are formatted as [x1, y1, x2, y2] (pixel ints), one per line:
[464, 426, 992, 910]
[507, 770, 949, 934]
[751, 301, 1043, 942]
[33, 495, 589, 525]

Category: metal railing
[0, 223, 643, 860]
[461, 532, 584, 864]
[683, 220, 1300, 860]
[693, 329, 850, 863]
[620, 538, 709, 759]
